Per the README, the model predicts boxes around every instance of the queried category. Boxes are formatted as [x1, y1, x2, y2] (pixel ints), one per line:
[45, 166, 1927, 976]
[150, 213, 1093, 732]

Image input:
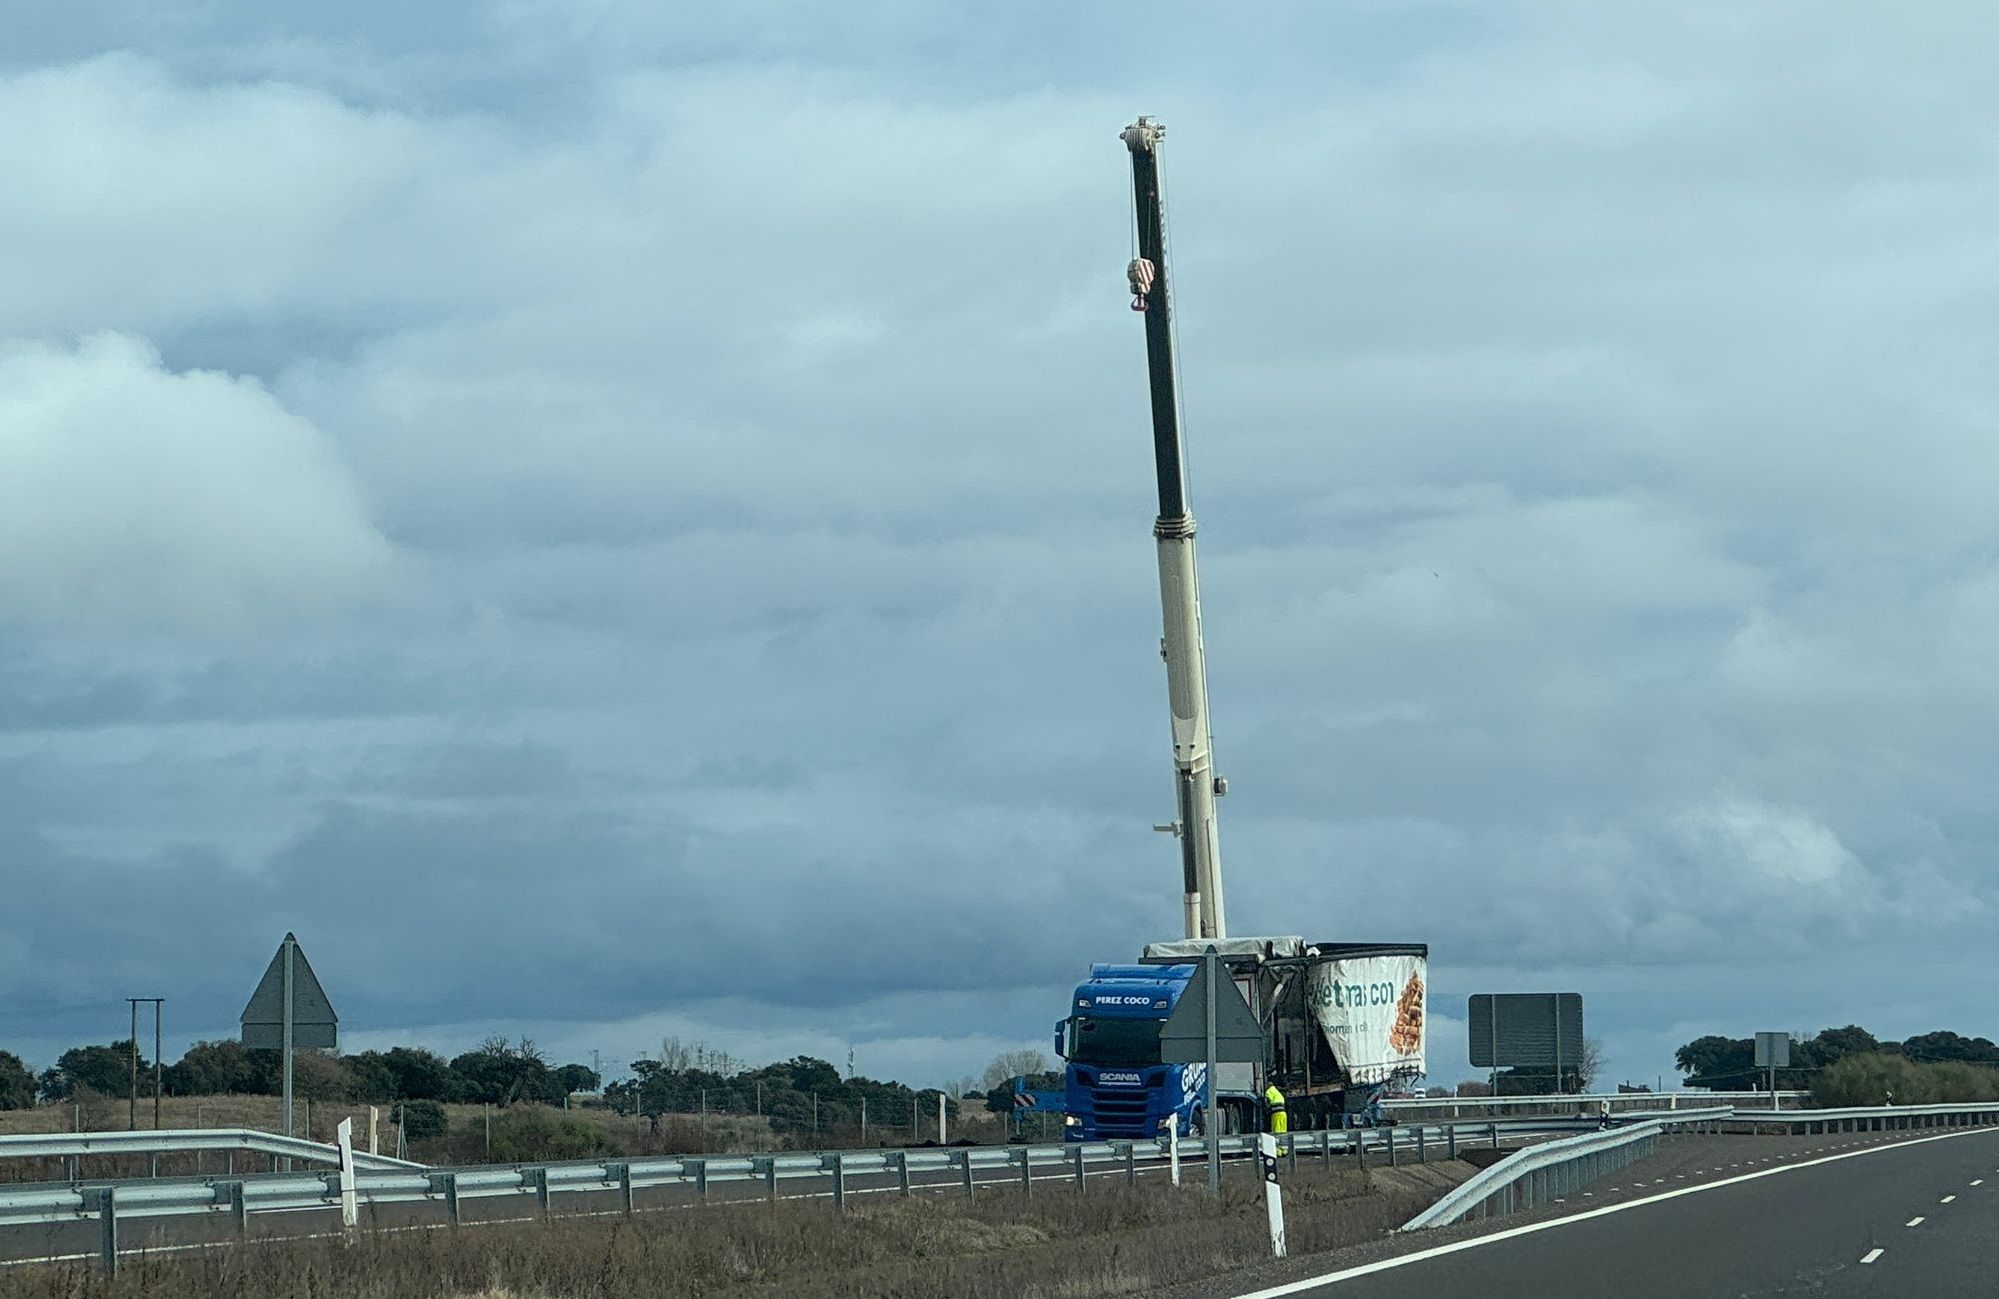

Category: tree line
[605, 1052, 962, 1137]
[1675, 1025, 1999, 1089]
[0, 1036, 600, 1110]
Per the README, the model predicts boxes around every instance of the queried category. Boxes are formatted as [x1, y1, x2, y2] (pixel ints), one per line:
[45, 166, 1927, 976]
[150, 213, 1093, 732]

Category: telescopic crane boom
[1121, 116, 1227, 942]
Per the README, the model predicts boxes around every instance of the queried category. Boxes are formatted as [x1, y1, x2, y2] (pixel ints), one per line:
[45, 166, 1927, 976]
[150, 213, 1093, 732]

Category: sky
[4, 0, 1999, 1094]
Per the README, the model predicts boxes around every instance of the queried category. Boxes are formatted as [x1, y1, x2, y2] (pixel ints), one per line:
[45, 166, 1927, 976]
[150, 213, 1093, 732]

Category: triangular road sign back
[1159, 953, 1264, 1064]
[241, 933, 338, 1050]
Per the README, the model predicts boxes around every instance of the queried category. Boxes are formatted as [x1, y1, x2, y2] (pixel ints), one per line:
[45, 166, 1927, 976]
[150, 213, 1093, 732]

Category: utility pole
[127, 1000, 138, 1131]
[123, 999, 164, 1130]
[152, 1000, 163, 1130]
[1123, 115, 1228, 941]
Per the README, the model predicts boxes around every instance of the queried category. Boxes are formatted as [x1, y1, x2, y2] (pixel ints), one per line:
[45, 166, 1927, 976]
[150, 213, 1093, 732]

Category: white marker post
[335, 1118, 358, 1235]
[938, 1092, 947, 1145]
[1168, 1116, 1182, 1187]
[1259, 1132, 1286, 1258]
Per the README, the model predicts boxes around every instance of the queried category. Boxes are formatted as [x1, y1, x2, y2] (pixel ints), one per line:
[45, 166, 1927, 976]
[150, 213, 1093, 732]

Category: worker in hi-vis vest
[1264, 1082, 1288, 1134]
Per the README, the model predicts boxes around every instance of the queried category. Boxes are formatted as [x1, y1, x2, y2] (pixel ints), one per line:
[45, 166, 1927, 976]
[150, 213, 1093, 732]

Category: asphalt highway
[1219, 1127, 1999, 1298]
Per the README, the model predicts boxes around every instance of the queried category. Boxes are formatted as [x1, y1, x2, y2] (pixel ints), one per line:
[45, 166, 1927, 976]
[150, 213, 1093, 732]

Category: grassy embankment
[2, 1160, 1467, 1299]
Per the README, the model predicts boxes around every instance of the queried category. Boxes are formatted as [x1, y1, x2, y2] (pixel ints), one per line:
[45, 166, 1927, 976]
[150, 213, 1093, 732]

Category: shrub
[489, 1106, 618, 1162]
[397, 1099, 448, 1144]
[1812, 1052, 1999, 1106]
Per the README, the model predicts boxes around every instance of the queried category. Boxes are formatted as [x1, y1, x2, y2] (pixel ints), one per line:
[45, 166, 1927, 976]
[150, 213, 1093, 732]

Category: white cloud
[1678, 796, 1862, 889]
[0, 333, 392, 632]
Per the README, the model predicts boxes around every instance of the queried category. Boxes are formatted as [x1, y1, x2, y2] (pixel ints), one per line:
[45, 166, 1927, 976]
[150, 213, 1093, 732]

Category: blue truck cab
[1053, 964, 1207, 1141]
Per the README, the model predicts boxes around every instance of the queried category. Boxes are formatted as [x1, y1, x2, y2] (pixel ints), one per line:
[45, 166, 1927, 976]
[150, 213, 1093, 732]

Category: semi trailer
[1056, 938, 1428, 1139]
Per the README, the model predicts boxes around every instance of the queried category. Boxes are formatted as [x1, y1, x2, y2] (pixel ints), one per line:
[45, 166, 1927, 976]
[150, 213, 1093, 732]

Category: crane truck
[1053, 119, 1430, 1140]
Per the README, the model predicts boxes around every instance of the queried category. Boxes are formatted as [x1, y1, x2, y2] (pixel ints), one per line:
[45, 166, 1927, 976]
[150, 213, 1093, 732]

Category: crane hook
[1127, 257, 1155, 312]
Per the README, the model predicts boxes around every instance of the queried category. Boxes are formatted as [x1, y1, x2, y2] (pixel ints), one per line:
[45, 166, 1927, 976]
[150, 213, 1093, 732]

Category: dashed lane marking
[1907, 1217, 1925, 1227]
[1941, 1195, 1956, 1203]
[1860, 1249, 1884, 1264]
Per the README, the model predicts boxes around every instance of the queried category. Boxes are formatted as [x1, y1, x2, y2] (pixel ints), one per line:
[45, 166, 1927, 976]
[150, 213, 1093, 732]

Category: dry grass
[0, 1095, 1020, 1184]
[0, 1162, 1467, 1299]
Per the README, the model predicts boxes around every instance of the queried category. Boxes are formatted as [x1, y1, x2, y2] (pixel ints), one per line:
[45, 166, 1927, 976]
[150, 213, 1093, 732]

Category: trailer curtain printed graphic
[1307, 955, 1426, 1083]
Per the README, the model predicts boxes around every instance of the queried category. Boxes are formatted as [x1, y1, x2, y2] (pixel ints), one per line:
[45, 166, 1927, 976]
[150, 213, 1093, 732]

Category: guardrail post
[1353, 1130, 1366, 1170]
[226, 1151, 235, 1177]
[89, 1186, 118, 1274]
[229, 1180, 248, 1236]
[688, 1158, 708, 1199]
[430, 1171, 460, 1225]
[832, 1154, 846, 1211]
[1286, 1133, 1297, 1175]
[1447, 1125, 1457, 1161]
[526, 1166, 550, 1216]
[1416, 1127, 1427, 1164]
[1123, 1143, 1136, 1185]
[1018, 1149, 1031, 1197]
[613, 1163, 633, 1216]
[1387, 1126, 1398, 1167]
[956, 1149, 974, 1199]
[148, 1154, 159, 1179]
[896, 1151, 911, 1197]
[1319, 1131, 1330, 1167]
[1490, 1121, 1499, 1149]
[1071, 1145, 1085, 1190]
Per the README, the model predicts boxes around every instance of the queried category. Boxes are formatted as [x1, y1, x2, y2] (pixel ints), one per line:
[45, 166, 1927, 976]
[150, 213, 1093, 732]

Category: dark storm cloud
[7, 1, 1999, 1087]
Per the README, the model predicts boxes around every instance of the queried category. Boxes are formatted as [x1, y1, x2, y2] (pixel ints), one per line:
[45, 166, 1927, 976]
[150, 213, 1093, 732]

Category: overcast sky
[4, 0, 1997, 1093]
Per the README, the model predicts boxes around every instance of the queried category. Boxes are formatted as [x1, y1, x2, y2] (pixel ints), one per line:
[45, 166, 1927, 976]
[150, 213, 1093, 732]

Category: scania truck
[1056, 937, 1427, 1140]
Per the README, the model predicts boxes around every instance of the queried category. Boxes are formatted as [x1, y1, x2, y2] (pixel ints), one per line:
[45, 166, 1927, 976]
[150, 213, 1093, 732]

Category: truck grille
[1089, 1086, 1152, 1136]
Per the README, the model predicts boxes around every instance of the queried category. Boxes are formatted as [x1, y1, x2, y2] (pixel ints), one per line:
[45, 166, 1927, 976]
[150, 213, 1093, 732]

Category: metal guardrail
[0, 1117, 1591, 1272]
[1404, 1102, 1999, 1231]
[1403, 1108, 1732, 1230]
[0, 1129, 425, 1176]
[1380, 1091, 1806, 1119]
[1724, 1102, 1999, 1134]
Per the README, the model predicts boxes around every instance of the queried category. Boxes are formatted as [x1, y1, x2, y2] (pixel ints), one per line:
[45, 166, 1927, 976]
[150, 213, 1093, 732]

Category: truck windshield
[1068, 1016, 1163, 1067]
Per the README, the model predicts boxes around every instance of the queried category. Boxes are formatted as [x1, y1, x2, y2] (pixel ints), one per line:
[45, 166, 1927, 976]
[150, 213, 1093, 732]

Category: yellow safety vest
[1264, 1084, 1288, 1134]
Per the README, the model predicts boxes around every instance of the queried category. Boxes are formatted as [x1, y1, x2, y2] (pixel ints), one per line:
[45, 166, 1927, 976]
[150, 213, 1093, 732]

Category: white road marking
[1941, 1195, 1956, 1203]
[1219, 1127, 1997, 1298]
[1906, 1217, 1925, 1227]
[1973, 1179, 1984, 1186]
[1860, 1249, 1884, 1264]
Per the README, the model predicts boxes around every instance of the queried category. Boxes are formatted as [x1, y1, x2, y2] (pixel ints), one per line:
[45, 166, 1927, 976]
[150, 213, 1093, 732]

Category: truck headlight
[1064, 1114, 1082, 1127]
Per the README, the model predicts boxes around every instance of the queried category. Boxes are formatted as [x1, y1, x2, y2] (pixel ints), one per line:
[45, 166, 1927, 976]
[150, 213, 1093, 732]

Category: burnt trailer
[1139, 936, 1429, 1131]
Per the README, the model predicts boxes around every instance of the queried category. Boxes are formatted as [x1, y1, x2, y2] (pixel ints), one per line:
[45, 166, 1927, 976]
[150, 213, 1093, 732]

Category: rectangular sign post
[1754, 1032, 1791, 1099]
[1468, 993, 1585, 1091]
[242, 933, 338, 1153]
